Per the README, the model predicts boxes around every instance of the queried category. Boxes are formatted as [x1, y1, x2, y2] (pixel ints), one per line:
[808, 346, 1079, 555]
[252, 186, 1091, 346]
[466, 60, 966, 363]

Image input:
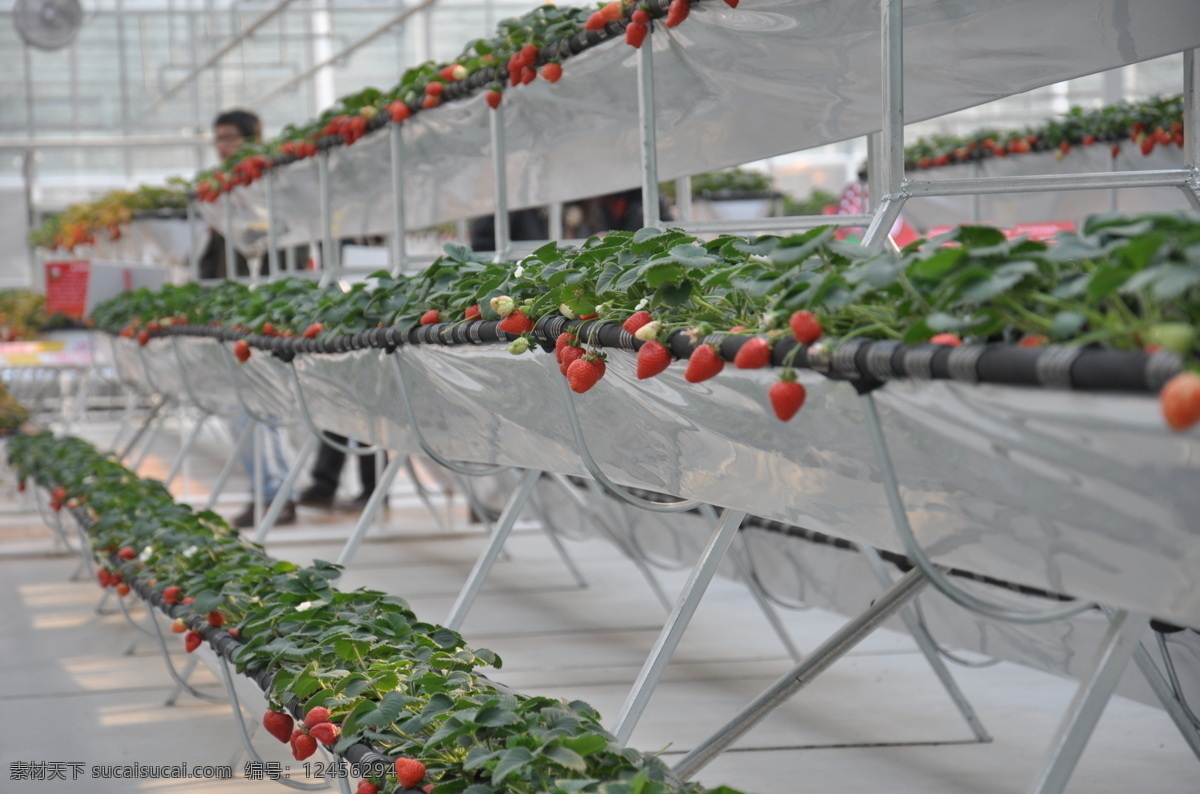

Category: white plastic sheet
[119, 336, 1200, 630]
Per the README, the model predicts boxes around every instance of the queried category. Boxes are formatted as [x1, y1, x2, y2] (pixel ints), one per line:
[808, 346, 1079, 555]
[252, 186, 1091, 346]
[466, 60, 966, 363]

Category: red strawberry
[425, 81, 444, 97]
[622, 311, 653, 335]
[625, 21, 648, 48]
[584, 11, 606, 30]
[929, 333, 962, 347]
[632, 9, 650, 23]
[389, 102, 411, 123]
[1082, 134, 1096, 146]
[637, 341, 672, 379]
[685, 344, 724, 383]
[1018, 334, 1049, 348]
[566, 356, 604, 393]
[733, 336, 771, 369]
[310, 722, 341, 745]
[163, 585, 181, 604]
[117, 546, 137, 560]
[1161, 372, 1200, 432]
[521, 43, 538, 63]
[52, 486, 67, 502]
[542, 62, 563, 83]
[486, 90, 502, 110]
[136, 329, 151, 347]
[261, 322, 276, 336]
[356, 782, 379, 794]
[184, 630, 203, 653]
[769, 376, 807, 421]
[723, 0, 739, 6]
[520, 66, 536, 85]
[303, 323, 324, 339]
[170, 617, 188, 634]
[420, 309, 441, 326]
[559, 344, 584, 375]
[394, 758, 426, 789]
[263, 711, 294, 743]
[303, 706, 331, 729]
[1111, 143, 1121, 158]
[555, 332, 577, 362]
[789, 310, 822, 344]
[208, 611, 225, 628]
[291, 732, 318, 761]
[234, 339, 251, 363]
[116, 582, 131, 597]
[227, 628, 240, 638]
[600, 1, 623, 21]
[422, 95, 440, 109]
[498, 309, 534, 335]
[1140, 135, 1156, 156]
[97, 569, 112, 588]
[665, 0, 690, 27]
[181, 597, 195, 605]
[464, 304, 482, 320]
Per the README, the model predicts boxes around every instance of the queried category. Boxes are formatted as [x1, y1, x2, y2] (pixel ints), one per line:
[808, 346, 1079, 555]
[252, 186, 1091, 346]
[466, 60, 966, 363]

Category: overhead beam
[250, 0, 440, 106]
[145, 0, 302, 113]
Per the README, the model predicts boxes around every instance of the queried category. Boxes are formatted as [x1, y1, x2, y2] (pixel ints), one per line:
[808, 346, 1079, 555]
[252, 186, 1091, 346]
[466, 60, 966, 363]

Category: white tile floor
[0, 419, 1196, 793]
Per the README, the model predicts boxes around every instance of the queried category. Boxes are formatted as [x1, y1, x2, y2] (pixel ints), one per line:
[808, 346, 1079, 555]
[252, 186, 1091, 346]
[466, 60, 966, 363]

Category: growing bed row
[7, 432, 734, 794]
[91, 215, 1200, 430]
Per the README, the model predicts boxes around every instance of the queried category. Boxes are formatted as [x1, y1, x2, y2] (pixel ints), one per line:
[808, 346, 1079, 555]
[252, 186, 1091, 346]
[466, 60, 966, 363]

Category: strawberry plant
[9, 432, 742, 794]
[905, 95, 1183, 170]
[92, 214, 1200, 430]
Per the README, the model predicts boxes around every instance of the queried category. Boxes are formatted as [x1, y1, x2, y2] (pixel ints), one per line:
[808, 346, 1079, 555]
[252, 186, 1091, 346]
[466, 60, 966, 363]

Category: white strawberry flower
[513, 265, 525, 278]
[634, 297, 649, 311]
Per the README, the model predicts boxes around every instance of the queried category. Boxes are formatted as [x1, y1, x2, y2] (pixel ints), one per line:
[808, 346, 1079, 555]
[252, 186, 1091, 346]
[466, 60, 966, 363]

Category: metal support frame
[390, 122, 408, 274]
[611, 506, 747, 746]
[1184, 49, 1200, 209]
[636, 42, 661, 228]
[1130, 633, 1200, 760]
[162, 411, 209, 489]
[443, 467, 541, 630]
[187, 198, 201, 283]
[223, 192, 237, 279]
[1027, 610, 1148, 794]
[855, 543, 991, 742]
[249, 433, 319, 545]
[334, 452, 408, 567]
[490, 105, 510, 261]
[203, 418, 255, 511]
[318, 149, 338, 287]
[266, 168, 281, 280]
[674, 565, 931, 779]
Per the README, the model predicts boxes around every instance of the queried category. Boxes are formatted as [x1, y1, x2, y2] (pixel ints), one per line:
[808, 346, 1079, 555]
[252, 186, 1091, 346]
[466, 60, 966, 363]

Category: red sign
[44, 260, 91, 319]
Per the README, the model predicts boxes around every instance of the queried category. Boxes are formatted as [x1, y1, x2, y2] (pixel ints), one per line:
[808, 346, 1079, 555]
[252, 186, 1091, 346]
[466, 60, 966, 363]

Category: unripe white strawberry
[507, 337, 530, 355]
[634, 321, 661, 342]
[490, 295, 515, 317]
[559, 304, 577, 319]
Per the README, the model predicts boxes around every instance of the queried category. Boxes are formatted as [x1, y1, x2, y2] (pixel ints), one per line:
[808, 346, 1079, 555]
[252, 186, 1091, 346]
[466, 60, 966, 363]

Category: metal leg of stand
[163, 653, 203, 706]
[250, 434, 318, 545]
[526, 485, 589, 589]
[335, 453, 407, 567]
[404, 456, 451, 535]
[611, 507, 747, 746]
[726, 533, 803, 663]
[561, 474, 673, 611]
[147, 608, 225, 704]
[1131, 641, 1200, 760]
[674, 566, 930, 780]
[119, 398, 164, 462]
[444, 468, 540, 631]
[204, 419, 255, 512]
[130, 406, 169, 472]
[164, 412, 209, 489]
[856, 543, 991, 742]
[1027, 610, 1147, 794]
